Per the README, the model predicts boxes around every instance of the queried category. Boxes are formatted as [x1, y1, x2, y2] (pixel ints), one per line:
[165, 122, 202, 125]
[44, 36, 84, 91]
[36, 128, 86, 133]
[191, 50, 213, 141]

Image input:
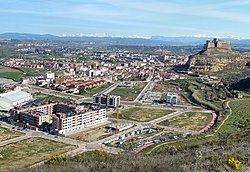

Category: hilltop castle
[204, 38, 231, 51]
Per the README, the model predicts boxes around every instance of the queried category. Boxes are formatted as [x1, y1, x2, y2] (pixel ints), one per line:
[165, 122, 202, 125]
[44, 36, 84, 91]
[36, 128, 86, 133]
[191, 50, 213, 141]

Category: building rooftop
[0, 89, 32, 102]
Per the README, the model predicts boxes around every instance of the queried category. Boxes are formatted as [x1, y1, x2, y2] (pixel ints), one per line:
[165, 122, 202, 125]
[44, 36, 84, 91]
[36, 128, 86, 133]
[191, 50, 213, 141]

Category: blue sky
[1, 0, 250, 38]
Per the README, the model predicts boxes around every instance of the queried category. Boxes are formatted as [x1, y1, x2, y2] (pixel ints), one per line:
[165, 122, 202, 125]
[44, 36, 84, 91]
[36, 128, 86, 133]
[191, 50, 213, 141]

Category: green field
[0, 137, 76, 172]
[32, 92, 72, 102]
[110, 108, 175, 122]
[81, 83, 113, 97]
[158, 112, 212, 131]
[110, 82, 147, 101]
[218, 99, 250, 134]
[0, 126, 24, 142]
[0, 66, 23, 80]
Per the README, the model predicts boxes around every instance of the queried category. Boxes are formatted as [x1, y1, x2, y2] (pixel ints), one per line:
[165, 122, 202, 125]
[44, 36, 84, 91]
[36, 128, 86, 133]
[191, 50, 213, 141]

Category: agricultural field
[110, 108, 175, 122]
[69, 127, 111, 142]
[110, 82, 147, 101]
[0, 137, 76, 172]
[0, 126, 24, 142]
[158, 112, 212, 131]
[0, 65, 23, 80]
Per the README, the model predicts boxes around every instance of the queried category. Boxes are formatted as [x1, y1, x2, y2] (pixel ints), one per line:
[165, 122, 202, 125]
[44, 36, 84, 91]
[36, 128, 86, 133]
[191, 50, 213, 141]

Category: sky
[1, 0, 250, 38]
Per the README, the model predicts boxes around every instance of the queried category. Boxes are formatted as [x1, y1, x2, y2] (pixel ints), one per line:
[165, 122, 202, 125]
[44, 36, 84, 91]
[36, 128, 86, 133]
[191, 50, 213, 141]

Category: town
[0, 37, 249, 171]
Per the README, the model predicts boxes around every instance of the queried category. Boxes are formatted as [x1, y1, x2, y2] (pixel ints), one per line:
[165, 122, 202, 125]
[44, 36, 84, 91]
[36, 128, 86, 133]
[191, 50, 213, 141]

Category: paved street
[134, 81, 154, 102]
[101, 82, 120, 95]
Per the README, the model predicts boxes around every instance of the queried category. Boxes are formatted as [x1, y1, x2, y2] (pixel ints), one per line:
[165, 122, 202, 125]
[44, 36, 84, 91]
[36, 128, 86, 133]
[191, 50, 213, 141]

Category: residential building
[52, 108, 107, 134]
[93, 93, 120, 108]
[165, 92, 178, 104]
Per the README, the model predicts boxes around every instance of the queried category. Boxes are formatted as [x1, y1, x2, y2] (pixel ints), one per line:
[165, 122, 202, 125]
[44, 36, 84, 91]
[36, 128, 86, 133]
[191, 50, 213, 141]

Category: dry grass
[0, 66, 21, 73]
[69, 128, 111, 142]
[0, 137, 76, 172]
[110, 108, 175, 122]
[0, 126, 24, 142]
[158, 112, 212, 131]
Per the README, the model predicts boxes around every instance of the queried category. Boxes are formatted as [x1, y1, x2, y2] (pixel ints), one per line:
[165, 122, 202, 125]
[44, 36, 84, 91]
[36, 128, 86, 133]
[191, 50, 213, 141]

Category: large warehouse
[0, 89, 32, 111]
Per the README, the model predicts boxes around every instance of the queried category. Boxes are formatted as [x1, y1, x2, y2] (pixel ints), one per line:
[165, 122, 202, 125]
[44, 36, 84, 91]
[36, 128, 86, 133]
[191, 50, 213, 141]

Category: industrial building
[165, 92, 178, 104]
[93, 93, 120, 108]
[0, 89, 32, 111]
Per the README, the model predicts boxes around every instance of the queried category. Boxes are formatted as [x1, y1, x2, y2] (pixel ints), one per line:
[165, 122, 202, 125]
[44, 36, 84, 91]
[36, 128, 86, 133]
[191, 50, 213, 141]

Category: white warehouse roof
[0, 89, 32, 111]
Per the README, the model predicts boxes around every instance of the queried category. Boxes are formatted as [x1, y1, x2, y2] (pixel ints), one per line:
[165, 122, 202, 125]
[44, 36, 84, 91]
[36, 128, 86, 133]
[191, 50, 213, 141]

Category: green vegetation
[110, 108, 175, 122]
[21, 131, 250, 172]
[0, 137, 76, 172]
[0, 126, 24, 142]
[218, 99, 250, 134]
[0, 72, 23, 80]
[0, 65, 23, 81]
[158, 112, 212, 131]
[32, 92, 72, 102]
[110, 82, 147, 101]
[79, 83, 113, 97]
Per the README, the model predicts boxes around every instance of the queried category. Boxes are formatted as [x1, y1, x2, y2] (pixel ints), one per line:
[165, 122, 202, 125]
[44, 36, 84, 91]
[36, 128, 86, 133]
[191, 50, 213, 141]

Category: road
[134, 81, 154, 102]
[101, 82, 120, 95]
[25, 84, 85, 100]
[0, 135, 31, 146]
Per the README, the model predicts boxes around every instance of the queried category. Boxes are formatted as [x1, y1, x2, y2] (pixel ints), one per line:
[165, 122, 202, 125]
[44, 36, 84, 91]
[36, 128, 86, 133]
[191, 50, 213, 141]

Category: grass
[0, 137, 76, 172]
[20, 132, 250, 172]
[158, 112, 212, 131]
[218, 99, 250, 134]
[0, 126, 24, 142]
[110, 82, 147, 101]
[69, 128, 111, 142]
[0, 65, 23, 80]
[32, 92, 71, 102]
[110, 108, 175, 122]
[81, 83, 113, 97]
[152, 82, 163, 92]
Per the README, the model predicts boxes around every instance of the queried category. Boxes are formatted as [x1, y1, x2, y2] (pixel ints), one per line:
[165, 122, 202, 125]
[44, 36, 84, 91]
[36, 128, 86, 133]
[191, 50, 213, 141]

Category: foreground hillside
[21, 99, 250, 172]
[20, 131, 250, 172]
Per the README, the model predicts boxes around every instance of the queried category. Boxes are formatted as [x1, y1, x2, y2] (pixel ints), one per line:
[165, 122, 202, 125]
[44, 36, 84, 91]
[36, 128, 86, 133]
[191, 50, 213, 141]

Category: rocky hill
[186, 39, 250, 72]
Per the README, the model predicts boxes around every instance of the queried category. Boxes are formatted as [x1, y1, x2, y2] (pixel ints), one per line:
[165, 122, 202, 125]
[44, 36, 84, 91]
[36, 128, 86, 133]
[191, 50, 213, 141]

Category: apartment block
[52, 108, 107, 134]
[93, 93, 120, 108]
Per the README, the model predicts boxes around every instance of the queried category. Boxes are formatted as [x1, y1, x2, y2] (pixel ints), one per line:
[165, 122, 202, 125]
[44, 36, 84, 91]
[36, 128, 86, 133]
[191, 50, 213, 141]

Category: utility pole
[116, 108, 119, 133]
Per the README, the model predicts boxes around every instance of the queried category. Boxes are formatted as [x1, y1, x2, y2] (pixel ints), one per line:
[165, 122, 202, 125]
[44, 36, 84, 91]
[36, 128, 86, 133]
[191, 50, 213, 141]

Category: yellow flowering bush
[47, 153, 67, 165]
[228, 157, 242, 170]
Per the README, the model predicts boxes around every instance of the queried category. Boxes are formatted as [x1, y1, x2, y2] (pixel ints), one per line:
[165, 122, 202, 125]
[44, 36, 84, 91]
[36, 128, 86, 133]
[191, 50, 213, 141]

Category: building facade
[93, 93, 120, 108]
[52, 108, 107, 134]
[11, 102, 108, 133]
[204, 38, 231, 51]
[165, 92, 178, 105]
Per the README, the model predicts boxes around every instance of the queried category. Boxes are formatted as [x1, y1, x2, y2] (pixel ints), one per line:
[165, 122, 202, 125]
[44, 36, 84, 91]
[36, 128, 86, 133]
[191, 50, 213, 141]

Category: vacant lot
[0, 126, 24, 142]
[110, 82, 147, 101]
[82, 83, 113, 97]
[0, 137, 76, 172]
[158, 112, 212, 131]
[69, 127, 111, 142]
[152, 82, 163, 92]
[110, 108, 175, 122]
[0, 66, 23, 80]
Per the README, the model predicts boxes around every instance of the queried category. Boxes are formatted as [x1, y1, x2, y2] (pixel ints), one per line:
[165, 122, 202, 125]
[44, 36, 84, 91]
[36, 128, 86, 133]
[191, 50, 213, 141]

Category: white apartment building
[52, 109, 107, 135]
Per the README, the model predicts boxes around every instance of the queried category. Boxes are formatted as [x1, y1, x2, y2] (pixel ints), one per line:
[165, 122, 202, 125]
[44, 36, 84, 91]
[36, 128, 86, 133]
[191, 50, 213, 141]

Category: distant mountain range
[1, 32, 250, 45]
